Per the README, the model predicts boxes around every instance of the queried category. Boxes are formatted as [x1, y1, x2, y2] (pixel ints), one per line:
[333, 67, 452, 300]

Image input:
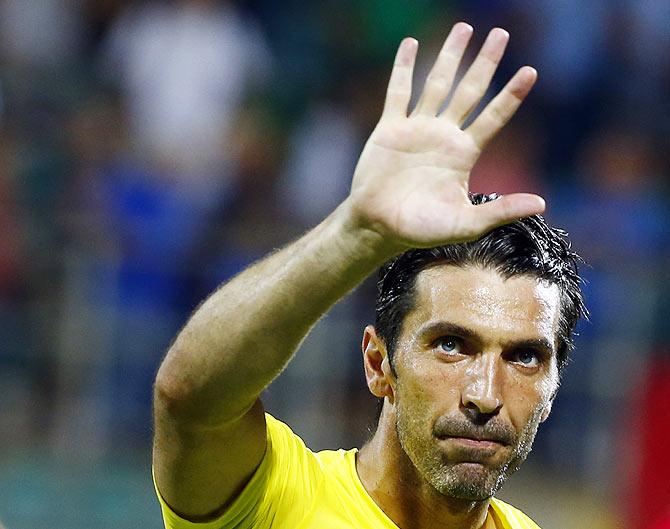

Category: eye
[512, 349, 540, 368]
[435, 336, 463, 355]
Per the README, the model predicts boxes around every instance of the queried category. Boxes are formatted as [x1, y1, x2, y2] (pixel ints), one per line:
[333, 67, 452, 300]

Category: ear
[362, 325, 396, 404]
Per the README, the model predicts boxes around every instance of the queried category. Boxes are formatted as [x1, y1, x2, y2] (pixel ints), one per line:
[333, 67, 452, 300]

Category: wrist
[329, 199, 408, 269]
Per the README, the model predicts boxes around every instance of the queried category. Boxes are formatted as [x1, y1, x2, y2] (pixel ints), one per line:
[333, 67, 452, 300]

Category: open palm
[349, 23, 544, 248]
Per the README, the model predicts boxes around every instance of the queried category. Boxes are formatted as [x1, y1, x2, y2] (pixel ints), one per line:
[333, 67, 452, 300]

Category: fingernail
[403, 37, 418, 49]
[491, 27, 509, 41]
[524, 66, 538, 78]
[455, 22, 473, 34]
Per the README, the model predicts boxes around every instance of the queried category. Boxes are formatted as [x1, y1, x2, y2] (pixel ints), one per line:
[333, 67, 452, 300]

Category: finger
[467, 193, 546, 234]
[412, 22, 473, 116]
[466, 66, 537, 149]
[442, 27, 509, 125]
[382, 37, 419, 119]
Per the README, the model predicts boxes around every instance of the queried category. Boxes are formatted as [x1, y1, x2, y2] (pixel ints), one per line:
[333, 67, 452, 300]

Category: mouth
[437, 432, 509, 446]
[447, 436, 504, 450]
[436, 435, 508, 459]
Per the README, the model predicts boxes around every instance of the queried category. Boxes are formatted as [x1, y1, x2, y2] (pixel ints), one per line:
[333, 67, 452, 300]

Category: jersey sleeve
[154, 413, 323, 529]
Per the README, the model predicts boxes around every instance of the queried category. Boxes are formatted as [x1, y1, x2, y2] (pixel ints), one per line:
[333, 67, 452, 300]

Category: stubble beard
[395, 406, 544, 501]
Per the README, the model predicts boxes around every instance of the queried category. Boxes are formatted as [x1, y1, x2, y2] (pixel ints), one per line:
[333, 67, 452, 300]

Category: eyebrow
[418, 321, 477, 341]
[416, 320, 556, 355]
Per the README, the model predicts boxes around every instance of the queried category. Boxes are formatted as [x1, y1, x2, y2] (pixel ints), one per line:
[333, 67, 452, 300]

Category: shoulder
[264, 413, 320, 473]
[266, 414, 355, 479]
[154, 414, 331, 529]
[313, 445, 358, 480]
[491, 497, 543, 529]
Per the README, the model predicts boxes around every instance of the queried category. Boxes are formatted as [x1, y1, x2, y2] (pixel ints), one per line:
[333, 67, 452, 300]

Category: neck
[356, 407, 494, 529]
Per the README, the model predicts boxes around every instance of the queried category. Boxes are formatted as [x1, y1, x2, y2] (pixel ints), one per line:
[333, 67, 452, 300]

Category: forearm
[155, 201, 398, 427]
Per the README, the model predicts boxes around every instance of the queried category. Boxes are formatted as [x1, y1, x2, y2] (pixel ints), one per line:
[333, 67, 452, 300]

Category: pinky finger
[466, 66, 537, 150]
[382, 38, 419, 119]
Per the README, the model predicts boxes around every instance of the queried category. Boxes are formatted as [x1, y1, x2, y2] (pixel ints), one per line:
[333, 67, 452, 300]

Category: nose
[461, 352, 502, 416]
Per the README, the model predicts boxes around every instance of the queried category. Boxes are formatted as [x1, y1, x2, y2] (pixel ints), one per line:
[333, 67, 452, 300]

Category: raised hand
[347, 23, 544, 249]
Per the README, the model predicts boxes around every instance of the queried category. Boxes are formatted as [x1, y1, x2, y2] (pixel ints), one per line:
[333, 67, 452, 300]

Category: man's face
[390, 264, 560, 501]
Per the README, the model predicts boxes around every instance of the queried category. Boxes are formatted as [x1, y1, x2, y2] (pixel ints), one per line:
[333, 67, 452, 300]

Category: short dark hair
[374, 193, 587, 373]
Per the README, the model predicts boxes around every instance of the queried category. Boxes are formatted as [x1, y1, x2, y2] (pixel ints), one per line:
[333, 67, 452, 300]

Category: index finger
[382, 37, 419, 119]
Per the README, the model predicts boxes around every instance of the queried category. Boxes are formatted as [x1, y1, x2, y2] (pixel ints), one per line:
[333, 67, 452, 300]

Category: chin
[431, 462, 508, 501]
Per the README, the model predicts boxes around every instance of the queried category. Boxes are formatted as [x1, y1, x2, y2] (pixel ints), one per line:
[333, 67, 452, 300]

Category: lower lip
[452, 438, 502, 449]
[441, 437, 504, 452]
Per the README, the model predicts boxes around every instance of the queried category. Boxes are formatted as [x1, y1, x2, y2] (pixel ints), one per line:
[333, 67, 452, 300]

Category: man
[152, 22, 587, 529]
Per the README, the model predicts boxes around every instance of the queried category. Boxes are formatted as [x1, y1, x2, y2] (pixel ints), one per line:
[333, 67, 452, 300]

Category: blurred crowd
[0, 1, 669, 528]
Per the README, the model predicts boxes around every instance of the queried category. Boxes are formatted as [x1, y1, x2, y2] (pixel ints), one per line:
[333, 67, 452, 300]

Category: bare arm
[153, 22, 543, 521]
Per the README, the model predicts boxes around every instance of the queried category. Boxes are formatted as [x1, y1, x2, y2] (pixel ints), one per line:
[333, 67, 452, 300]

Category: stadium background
[0, 1, 669, 528]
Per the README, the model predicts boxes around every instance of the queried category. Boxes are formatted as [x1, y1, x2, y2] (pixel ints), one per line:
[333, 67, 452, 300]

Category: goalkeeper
[152, 22, 586, 529]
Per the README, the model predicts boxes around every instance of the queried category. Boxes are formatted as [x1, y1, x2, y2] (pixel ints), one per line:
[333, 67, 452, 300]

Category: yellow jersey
[155, 414, 542, 529]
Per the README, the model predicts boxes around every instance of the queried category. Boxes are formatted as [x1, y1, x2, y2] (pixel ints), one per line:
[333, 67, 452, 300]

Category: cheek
[504, 374, 555, 426]
[396, 359, 463, 416]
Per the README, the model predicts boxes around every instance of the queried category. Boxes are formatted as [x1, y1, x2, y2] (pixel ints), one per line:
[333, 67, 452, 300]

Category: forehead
[405, 264, 561, 345]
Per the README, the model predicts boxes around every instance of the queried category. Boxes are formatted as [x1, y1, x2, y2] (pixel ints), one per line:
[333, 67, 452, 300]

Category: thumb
[470, 193, 546, 233]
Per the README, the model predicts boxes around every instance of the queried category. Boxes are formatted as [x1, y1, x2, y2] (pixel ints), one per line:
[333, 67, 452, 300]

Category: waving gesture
[152, 21, 551, 525]
[348, 23, 544, 249]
